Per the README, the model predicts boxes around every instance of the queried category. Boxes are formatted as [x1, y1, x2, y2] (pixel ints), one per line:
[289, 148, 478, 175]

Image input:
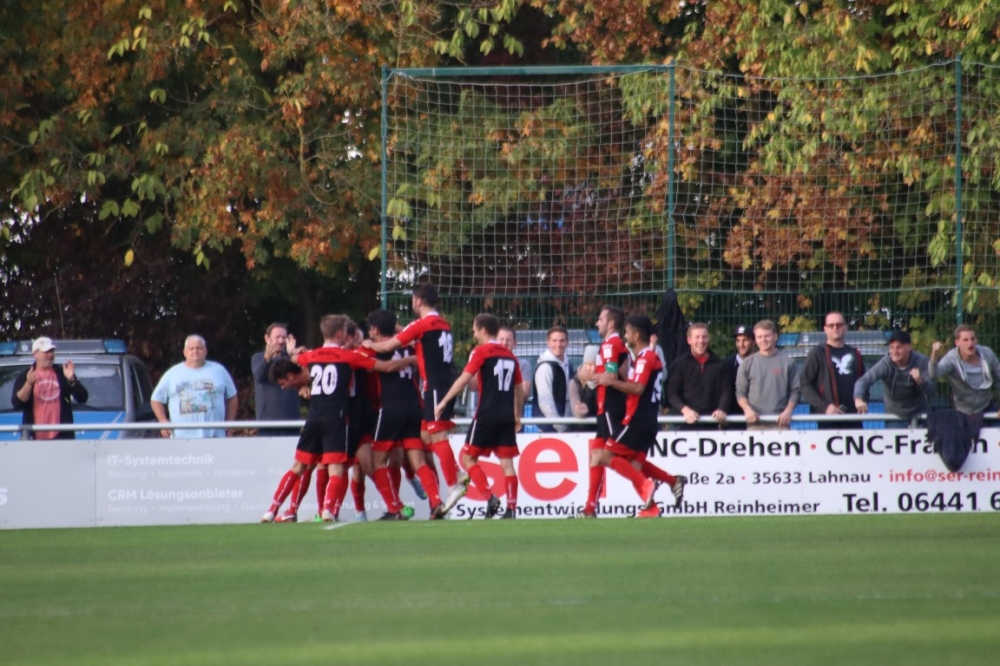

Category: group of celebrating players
[260, 283, 686, 523]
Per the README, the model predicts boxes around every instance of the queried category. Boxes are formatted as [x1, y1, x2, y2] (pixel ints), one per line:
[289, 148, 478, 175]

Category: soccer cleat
[670, 475, 688, 508]
[260, 511, 276, 523]
[275, 511, 298, 523]
[321, 509, 336, 523]
[485, 494, 502, 519]
[441, 477, 469, 515]
[430, 503, 446, 520]
[354, 511, 368, 523]
[500, 508, 516, 519]
[400, 505, 415, 520]
[377, 511, 406, 521]
[409, 477, 428, 500]
[640, 478, 657, 510]
[570, 506, 597, 519]
[637, 505, 662, 518]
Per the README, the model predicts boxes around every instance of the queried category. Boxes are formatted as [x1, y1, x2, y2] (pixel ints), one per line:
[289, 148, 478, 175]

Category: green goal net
[381, 62, 1000, 353]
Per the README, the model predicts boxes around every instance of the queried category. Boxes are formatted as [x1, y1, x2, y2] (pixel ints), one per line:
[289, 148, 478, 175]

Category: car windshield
[0, 363, 124, 413]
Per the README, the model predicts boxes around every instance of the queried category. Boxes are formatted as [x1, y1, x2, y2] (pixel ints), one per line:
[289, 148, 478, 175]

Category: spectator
[11, 337, 88, 439]
[498, 326, 533, 409]
[151, 335, 238, 438]
[534, 326, 575, 432]
[666, 323, 730, 428]
[725, 324, 755, 416]
[800, 311, 865, 425]
[854, 330, 934, 423]
[929, 325, 1000, 417]
[251, 323, 303, 435]
[736, 320, 800, 429]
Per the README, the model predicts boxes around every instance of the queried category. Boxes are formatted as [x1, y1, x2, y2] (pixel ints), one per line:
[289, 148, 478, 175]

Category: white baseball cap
[32, 337, 56, 353]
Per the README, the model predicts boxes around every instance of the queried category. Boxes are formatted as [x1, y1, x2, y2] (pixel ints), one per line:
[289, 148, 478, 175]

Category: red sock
[389, 464, 402, 497]
[289, 469, 311, 513]
[324, 472, 347, 516]
[415, 464, 442, 507]
[466, 463, 492, 496]
[268, 471, 299, 513]
[373, 468, 403, 513]
[430, 441, 459, 486]
[315, 466, 330, 514]
[505, 475, 518, 510]
[350, 476, 366, 512]
[640, 460, 676, 486]
[608, 455, 647, 495]
[586, 466, 604, 513]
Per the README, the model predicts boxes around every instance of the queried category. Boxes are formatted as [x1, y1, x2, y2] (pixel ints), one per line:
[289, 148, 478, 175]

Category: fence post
[380, 64, 390, 309]
[954, 54, 964, 322]
[666, 62, 676, 290]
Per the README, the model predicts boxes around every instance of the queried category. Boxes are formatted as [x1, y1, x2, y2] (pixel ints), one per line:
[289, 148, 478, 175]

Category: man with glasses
[800, 312, 865, 425]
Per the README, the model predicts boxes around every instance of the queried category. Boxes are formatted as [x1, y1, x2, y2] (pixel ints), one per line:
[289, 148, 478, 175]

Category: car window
[0, 366, 22, 413]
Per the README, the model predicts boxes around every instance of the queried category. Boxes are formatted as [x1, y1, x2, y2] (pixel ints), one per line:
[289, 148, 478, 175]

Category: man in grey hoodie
[929, 324, 1000, 417]
[854, 330, 935, 423]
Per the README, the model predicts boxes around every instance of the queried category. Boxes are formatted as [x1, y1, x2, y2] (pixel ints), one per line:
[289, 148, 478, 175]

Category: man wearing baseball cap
[724, 325, 756, 418]
[11, 337, 89, 439]
[854, 330, 934, 423]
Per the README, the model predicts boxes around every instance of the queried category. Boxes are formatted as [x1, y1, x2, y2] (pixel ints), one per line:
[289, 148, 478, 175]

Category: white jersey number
[494, 359, 515, 392]
[438, 332, 454, 363]
[310, 364, 339, 396]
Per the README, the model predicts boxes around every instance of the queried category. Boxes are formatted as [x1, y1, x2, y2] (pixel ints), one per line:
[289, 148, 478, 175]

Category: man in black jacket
[800, 312, 865, 425]
[11, 337, 89, 439]
[666, 323, 731, 429]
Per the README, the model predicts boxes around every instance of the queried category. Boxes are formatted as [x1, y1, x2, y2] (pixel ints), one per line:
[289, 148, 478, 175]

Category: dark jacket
[800, 344, 865, 414]
[666, 351, 732, 415]
[927, 409, 982, 472]
[11, 363, 89, 439]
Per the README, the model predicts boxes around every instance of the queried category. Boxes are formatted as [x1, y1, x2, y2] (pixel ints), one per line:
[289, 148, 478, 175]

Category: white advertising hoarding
[1, 428, 998, 529]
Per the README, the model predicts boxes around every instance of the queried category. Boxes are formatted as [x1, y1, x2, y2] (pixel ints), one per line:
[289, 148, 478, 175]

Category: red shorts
[294, 450, 321, 466]
[371, 439, 403, 453]
[606, 441, 647, 463]
[422, 419, 455, 435]
[400, 437, 425, 451]
[461, 443, 520, 460]
[319, 452, 351, 465]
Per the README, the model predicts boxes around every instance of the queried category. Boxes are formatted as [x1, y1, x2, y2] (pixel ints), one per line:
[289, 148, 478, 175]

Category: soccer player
[367, 308, 446, 519]
[435, 313, 525, 519]
[363, 283, 468, 513]
[261, 315, 411, 523]
[576, 305, 630, 518]
[593, 315, 687, 518]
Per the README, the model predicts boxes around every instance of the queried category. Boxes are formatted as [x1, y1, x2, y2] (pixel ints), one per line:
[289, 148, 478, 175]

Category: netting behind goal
[382, 62, 1000, 351]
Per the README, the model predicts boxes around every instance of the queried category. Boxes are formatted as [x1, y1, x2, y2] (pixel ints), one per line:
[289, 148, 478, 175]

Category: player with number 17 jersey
[465, 342, 522, 437]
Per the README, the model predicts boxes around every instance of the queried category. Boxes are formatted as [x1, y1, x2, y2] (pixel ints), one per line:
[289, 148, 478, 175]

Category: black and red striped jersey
[296, 346, 376, 420]
[596, 333, 629, 416]
[623, 347, 663, 430]
[463, 341, 522, 423]
[373, 348, 421, 411]
[395, 312, 455, 392]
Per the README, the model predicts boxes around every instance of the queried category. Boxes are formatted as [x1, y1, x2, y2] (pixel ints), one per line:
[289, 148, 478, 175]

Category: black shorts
[297, 418, 351, 457]
[610, 423, 656, 453]
[465, 419, 518, 449]
[348, 403, 376, 448]
[596, 410, 624, 440]
[422, 385, 456, 422]
[373, 402, 423, 443]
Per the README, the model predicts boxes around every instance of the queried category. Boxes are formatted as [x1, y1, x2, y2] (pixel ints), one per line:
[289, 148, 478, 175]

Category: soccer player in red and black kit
[575, 305, 630, 517]
[594, 315, 687, 517]
[261, 315, 412, 523]
[435, 313, 525, 519]
[363, 283, 468, 514]
[367, 308, 447, 519]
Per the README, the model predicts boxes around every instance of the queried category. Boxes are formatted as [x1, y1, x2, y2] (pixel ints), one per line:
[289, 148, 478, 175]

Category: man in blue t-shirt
[151, 335, 238, 438]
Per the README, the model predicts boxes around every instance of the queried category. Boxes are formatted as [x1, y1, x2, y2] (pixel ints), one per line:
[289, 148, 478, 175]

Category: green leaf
[150, 89, 166, 104]
[99, 200, 120, 220]
[122, 199, 141, 217]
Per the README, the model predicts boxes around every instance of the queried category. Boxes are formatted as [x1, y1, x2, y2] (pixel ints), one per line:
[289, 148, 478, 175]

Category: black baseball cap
[887, 330, 912, 345]
[734, 324, 752, 338]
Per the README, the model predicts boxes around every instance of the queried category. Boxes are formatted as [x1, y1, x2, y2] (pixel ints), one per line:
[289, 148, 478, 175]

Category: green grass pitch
[2, 514, 999, 665]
